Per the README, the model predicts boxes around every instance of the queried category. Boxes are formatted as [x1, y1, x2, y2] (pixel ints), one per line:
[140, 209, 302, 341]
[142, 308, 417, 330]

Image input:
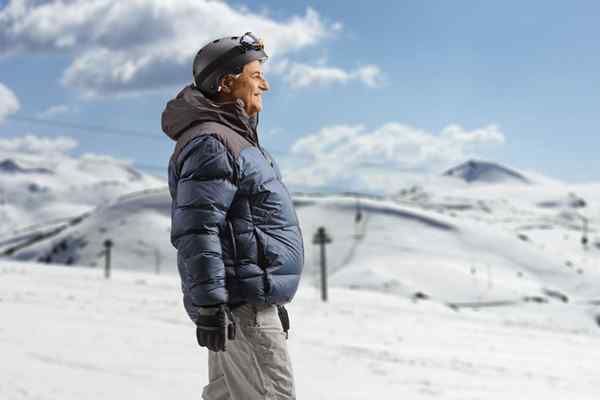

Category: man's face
[226, 60, 270, 117]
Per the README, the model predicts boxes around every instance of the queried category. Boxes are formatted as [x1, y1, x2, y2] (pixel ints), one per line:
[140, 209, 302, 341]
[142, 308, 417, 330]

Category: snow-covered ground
[1, 259, 599, 399]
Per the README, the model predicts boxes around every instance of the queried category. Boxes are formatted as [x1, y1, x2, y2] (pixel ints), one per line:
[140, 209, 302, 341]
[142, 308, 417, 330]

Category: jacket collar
[161, 84, 260, 146]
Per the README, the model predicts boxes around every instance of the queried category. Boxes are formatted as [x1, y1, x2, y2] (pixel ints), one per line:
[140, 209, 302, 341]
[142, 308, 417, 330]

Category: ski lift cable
[6, 114, 306, 158]
[7, 115, 160, 140]
[6, 114, 404, 188]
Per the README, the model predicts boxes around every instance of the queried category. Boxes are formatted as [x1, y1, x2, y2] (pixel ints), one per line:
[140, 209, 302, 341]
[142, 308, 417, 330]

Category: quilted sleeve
[170, 135, 238, 307]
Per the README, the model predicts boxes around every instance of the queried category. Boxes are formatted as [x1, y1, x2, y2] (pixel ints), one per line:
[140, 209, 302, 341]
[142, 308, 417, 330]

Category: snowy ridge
[0, 158, 52, 174]
[442, 159, 531, 184]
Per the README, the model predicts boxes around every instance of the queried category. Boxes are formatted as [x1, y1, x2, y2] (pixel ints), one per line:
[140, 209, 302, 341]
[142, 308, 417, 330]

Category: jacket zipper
[242, 121, 273, 168]
[257, 145, 273, 167]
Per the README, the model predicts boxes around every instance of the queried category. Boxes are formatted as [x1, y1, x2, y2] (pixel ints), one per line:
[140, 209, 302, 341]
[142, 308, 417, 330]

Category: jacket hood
[161, 84, 259, 145]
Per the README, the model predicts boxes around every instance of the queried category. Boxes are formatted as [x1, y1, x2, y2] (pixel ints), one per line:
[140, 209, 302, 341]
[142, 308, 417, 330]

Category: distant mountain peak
[443, 159, 530, 184]
[0, 159, 53, 175]
[0, 159, 21, 173]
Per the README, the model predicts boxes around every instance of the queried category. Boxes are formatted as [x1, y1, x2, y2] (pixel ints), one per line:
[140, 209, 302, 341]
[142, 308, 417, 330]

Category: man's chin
[246, 108, 260, 118]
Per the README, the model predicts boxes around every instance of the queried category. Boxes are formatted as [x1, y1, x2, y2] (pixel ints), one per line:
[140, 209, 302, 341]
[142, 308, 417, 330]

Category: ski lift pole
[355, 197, 362, 223]
[104, 239, 113, 279]
[582, 217, 589, 248]
[312, 227, 332, 302]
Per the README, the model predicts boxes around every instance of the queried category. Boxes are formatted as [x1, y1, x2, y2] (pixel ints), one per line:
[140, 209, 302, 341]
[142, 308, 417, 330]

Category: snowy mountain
[442, 159, 531, 184]
[0, 148, 165, 236]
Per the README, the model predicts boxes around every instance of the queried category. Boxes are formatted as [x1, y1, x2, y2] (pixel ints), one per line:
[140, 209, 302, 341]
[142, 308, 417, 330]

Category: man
[162, 32, 304, 400]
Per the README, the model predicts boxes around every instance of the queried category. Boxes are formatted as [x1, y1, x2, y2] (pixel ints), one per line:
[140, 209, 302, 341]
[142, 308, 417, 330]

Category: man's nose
[260, 79, 270, 92]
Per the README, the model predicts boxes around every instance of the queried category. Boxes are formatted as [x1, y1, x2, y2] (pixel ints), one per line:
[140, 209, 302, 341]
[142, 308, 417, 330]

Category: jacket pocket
[254, 227, 269, 270]
[254, 227, 272, 298]
[227, 220, 238, 270]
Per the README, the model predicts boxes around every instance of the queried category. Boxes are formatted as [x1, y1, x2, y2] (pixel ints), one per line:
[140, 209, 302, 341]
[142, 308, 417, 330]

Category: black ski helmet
[193, 32, 268, 98]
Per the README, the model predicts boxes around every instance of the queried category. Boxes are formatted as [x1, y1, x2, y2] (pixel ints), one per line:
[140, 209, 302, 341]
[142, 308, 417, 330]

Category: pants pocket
[201, 375, 229, 400]
[251, 315, 296, 399]
[253, 304, 281, 331]
[223, 304, 295, 399]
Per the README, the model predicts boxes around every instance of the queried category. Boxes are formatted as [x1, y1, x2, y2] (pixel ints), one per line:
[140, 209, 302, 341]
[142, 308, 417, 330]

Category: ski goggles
[239, 32, 265, 53]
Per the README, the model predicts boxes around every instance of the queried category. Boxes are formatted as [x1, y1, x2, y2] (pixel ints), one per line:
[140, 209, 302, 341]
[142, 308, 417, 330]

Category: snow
[1, 259, 599, 399]
[3, 143, 600, 398]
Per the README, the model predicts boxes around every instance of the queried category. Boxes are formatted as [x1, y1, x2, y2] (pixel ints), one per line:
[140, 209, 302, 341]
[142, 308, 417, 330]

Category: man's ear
[220, 75, 234, 93]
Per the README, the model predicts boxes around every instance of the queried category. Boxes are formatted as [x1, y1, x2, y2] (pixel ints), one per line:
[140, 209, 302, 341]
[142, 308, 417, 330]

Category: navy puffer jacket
[162, 85, 304, 323]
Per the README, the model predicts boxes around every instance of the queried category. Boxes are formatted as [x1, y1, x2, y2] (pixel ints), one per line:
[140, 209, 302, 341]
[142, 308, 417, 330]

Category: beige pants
[201, 303, 296, 400]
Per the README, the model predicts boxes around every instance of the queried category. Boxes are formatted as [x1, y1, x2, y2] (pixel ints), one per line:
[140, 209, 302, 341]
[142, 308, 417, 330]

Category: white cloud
[37, 104, 70, 118]
[283, 123, 505, 194]
[272, 59, 383, 88]
[79, 152, 134, 167]
[0, 134, 78, 155]
[0, 82, 20, 123]
[440, 124, 505, 144]
[353, 65, 383, 88]
[0, 0, 339, 96]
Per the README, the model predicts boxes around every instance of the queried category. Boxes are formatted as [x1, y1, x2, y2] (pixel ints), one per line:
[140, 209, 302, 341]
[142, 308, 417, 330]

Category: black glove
[195, 304, 236, 352]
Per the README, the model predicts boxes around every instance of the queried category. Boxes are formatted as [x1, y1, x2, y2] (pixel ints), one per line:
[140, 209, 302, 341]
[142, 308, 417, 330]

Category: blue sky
[1, 0, 599, 192]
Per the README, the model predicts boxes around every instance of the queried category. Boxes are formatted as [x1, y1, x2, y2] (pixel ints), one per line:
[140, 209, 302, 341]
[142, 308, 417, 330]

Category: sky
[0, 0, 599, 194]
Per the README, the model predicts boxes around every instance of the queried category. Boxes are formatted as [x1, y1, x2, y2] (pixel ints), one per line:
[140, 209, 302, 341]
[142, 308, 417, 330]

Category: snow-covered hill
[1, 260, 599, 400]
[0, 145, 164, 236]
[2, 138, 600, 319]
[5, 187, 172, 272]
[3, 183, 599, 319]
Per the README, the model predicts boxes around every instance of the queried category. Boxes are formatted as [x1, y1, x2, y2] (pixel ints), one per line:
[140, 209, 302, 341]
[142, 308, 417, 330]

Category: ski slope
[1, 260, 599, 399]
